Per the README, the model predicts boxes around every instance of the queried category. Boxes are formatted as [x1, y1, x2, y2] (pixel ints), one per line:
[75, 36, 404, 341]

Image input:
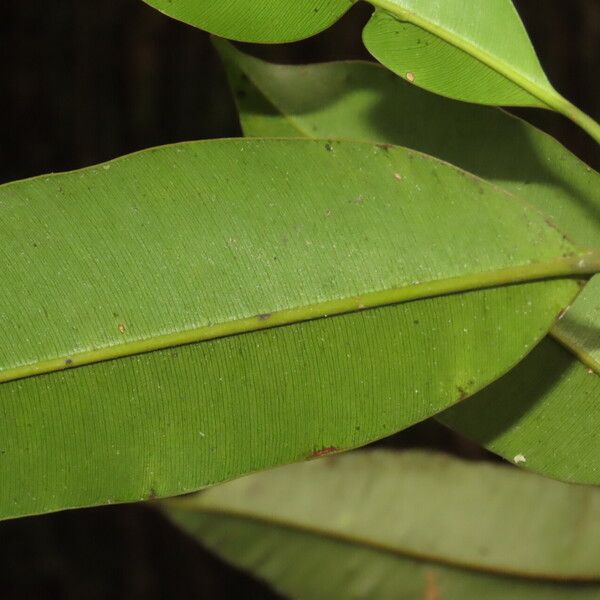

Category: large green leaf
[141, 0, 600, 139]
[165, 450, 600, 599]
[217, 44, 600, 483]
[0, 138, 591, 520]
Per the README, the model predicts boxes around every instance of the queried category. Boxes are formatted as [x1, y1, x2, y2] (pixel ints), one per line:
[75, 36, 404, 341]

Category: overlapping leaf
[363, 1, 548, 106]
[141, 0, 600, 138]
[441, 276, 600, 484]
[216, 41, 600, 246]
[215, 43, 600, 483]
[0, 138, 591, 520]
[165, 451, 600, 599]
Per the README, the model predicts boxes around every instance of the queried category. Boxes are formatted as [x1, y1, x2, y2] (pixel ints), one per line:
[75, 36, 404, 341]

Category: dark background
[1, 1, 598, 598]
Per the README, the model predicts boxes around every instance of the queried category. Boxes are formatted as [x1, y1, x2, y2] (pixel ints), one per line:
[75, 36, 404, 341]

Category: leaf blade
[165, 450, 600, 592]
[140, 0, 352, 43]
[0, 138, 585, 519]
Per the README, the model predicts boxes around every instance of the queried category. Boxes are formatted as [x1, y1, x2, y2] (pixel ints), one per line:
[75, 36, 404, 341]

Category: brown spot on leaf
[308, 447, 338, 459]
[424, 572, 439, 600]
[258, 313, 271, 322]
[457, 386, 468, 401]
[64, 359, 73, 366]
[376, 143, 394, 151]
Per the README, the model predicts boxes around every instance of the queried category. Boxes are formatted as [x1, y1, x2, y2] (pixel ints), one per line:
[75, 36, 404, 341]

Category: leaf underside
[143, 0, 558, 109]
[0, 138, 581, 519]
[165, 450, 600, 599]
[362, 10, 545, 106]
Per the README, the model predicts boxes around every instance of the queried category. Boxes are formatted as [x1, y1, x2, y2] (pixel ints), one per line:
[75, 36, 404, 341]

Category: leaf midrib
[169, 503, 600, 583]
[2, 254, 597, 385]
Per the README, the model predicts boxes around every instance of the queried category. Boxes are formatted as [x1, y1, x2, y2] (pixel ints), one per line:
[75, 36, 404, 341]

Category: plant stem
[548, 96, 600, 145]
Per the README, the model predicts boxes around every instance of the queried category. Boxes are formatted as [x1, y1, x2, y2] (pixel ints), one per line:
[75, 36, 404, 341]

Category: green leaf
[0, 138, 590, 520]
[440, 277, 600, 484]
[140, 0, 352, 43]
[141, 0, 600, 139]
[363, 3, 546, 105]
[217, 44, 600, 483]
[165, 450, 600, 599]
[360, 3, 598, 138]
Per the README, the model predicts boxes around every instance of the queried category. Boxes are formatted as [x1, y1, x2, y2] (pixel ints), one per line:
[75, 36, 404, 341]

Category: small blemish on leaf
[118, 323, 126, 334]
[406, 72, 415, 82]
[258, 313, 271, 322]
[394, 173, 403, 182]
[308, 447, 338, 459]
[325, 142, 333, 152]
[65, 359, 73, 366]
[424, 572, 439, 600]
[514, 454, 527, 464]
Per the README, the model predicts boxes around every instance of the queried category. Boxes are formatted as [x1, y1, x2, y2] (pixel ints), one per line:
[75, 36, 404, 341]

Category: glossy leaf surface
[217, 45, 600, 483]
[0, 139, 587, 520]
[166, 451, 600, 598]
